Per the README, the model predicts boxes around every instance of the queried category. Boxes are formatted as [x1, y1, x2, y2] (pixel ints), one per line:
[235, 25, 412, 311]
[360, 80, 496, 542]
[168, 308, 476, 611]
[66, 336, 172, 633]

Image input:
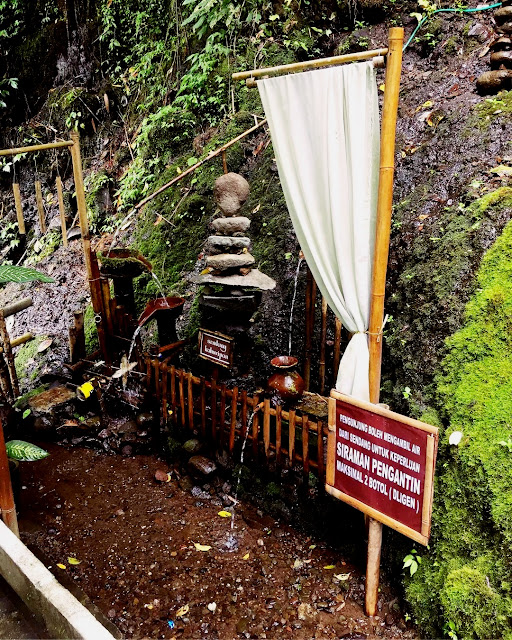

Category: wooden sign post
[326, 391, 438, 544]
[198, 329, 234, 368]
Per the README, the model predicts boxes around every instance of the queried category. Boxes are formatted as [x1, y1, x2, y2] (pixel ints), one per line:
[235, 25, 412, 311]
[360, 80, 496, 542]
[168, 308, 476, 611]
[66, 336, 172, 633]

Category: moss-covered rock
[406, 212, 512, 638]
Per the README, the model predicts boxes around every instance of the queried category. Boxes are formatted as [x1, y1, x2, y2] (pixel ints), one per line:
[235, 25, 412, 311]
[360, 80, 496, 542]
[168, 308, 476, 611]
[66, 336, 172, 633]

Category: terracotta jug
[267, 356, 305, 404]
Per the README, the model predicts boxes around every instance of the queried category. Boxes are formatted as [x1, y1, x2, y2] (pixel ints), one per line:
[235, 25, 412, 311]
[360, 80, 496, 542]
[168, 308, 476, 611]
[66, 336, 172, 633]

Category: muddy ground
[18, 444, 417, 640]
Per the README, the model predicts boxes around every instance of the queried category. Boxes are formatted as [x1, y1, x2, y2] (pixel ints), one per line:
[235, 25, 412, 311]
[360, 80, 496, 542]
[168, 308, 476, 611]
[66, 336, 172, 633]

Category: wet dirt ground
[17, 444, 417, 640]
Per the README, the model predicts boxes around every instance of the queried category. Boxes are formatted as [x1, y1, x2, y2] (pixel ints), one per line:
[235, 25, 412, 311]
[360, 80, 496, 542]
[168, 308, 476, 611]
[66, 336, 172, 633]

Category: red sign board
[326, 390, 438, 545]
[198, 329, 234, 368]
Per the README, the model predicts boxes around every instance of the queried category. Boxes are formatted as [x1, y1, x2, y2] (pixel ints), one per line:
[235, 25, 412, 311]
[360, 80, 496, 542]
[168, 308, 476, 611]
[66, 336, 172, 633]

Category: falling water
[288, 257, 304, 355]
[151, 272, 170, 307]
[127, 325, 142, 362]
[224, 411, 257, 550]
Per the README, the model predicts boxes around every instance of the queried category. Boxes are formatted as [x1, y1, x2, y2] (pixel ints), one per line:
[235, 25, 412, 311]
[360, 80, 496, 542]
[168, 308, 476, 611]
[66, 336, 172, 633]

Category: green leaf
[6, 440, 49, 461]
[410, 562, 418, 576]
[22, 409, 31, 419]
[187, 157, 198, 167]
[0, 264, 54, 284]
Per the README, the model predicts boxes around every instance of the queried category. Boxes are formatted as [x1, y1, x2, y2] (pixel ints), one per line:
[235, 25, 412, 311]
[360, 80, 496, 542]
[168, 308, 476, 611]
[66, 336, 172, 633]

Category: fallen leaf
[293, 559, 304, 569]
[323, 565, 336, 569]
[334, 572, 351, 581]
[200, 267, 213, 275]
[309, 544, 316, 550]
[242, 552, 250, 560]
[176, 604, 189, 618]
[252, 203, 261, 214]
[218, 510, 232, 518]
[490, 165, 512, 177]
[207, 602, 217, 613]
[379, 83, 385, 92]
[194, 543, 212, 552]
[37, 338, 53, 353]
[68, 557, 81, 565]
[57, 563, 66, 569]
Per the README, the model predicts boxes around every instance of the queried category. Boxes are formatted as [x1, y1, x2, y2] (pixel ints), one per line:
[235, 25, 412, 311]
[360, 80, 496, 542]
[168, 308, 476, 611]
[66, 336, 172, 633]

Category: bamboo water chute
[12, 184, 25, 235]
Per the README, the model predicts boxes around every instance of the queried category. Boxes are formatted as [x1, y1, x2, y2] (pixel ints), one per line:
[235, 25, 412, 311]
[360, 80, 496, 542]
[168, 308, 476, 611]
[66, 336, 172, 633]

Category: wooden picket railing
[146, 358, 329, 482]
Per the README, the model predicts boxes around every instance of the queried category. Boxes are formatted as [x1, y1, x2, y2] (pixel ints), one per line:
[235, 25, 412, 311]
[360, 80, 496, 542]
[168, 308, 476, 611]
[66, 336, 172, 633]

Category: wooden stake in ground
[35, 180, 46, 234]
[0, 311, 19, 397]
[12, 184, 25, 235]
[365, 26, 404, 617]
[56, 176, 68, 247]
[0, 419, 18, 537]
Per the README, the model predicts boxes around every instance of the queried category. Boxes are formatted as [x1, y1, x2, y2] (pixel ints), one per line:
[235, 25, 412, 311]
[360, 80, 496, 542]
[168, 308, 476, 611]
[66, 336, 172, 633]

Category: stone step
[491, 50, 512, 69]
[206, 253, 256, 270]
[207, 236, 251, 254]
[211, 216, 250, 236]
[495, 6, 512, 25]
[476, 69, 512, 94]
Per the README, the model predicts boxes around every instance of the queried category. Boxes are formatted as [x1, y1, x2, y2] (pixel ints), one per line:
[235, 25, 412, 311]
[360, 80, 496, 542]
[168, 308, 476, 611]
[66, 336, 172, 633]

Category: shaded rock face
[213, 172, 250, 216]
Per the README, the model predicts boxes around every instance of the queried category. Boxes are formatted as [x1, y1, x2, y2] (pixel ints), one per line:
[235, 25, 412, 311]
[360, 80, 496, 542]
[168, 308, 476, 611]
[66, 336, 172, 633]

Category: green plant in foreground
[403, 549, 421, 576]
[5, 440, 48, 462]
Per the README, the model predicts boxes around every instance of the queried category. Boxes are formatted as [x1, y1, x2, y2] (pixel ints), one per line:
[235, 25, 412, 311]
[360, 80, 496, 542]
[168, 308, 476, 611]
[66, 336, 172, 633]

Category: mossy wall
[405, 212, 512, 639]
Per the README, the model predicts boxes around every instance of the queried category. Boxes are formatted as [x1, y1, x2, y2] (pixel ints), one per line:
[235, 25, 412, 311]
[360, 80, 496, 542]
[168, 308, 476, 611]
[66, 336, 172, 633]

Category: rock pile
[194, 172, 275, 298]
[477, 4, 512, 93]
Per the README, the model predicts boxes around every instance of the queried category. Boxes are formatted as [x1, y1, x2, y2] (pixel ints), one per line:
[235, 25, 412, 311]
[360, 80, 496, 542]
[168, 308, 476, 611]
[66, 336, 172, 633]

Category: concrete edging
[0, 520, 116, 639]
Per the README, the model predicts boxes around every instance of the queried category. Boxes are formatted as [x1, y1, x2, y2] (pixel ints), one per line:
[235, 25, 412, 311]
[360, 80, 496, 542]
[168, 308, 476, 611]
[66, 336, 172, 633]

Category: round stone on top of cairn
[213, 172, 250, 216]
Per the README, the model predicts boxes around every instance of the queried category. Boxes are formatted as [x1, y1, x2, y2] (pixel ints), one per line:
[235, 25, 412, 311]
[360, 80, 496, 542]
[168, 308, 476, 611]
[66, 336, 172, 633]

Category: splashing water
[288, 257, 304, 355]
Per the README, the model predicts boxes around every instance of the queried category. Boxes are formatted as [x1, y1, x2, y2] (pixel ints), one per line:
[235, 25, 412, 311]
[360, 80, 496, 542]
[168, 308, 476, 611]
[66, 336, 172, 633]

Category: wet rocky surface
[18, 444, 417, 640]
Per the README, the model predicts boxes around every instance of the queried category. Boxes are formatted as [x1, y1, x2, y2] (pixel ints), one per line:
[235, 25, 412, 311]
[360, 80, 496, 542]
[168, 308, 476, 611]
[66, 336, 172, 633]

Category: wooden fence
[146, 358, 329, 483]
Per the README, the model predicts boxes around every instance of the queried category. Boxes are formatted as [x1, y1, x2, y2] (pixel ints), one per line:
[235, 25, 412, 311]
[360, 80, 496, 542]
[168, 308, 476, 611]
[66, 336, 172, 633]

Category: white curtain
[258, 61, 380, 401]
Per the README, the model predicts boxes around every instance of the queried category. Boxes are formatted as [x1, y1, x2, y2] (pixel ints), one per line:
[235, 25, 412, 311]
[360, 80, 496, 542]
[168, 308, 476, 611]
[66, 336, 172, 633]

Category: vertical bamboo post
[229, 386, 238, 453]
[263, 398, 271, 460]
[35, 180, 46, 233]
[70, 131, 110, 367]
[275, 404, 282, 466]
[179, 370, 186, 428]
[319, 297, 328, 394]
[56, 176, 68, 247]
[187, 373, 194, 430]
[222, 150, 228, 174]
[12, 184, 25, 235]
[302, 415, 310, 485]
[365, 26, 404, 619]
[251, 394, 260, 458]
[0, 419, 18, 537]
[0, 311, 18, 397]
[161, 363, 169, 424]
[241, 389, 248, 440]
[288, 409, 296, 465]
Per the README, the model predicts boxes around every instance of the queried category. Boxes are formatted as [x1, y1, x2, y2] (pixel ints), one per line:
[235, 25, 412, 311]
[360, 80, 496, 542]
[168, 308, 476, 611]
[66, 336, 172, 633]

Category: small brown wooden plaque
[198, 329, 234, 368]
[325, 390, 438, 545]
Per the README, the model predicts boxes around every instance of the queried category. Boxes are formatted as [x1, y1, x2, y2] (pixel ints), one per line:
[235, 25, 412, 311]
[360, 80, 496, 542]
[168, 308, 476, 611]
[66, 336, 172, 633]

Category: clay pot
[267, 356, 305, 404]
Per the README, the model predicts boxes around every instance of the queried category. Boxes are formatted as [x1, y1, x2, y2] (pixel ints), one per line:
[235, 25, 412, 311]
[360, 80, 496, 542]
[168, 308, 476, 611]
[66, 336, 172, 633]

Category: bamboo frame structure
[0, 419, 18, 537]
[365, 26, 404, 617]
[12, 183, 25, 234]
[232, 47, 389, 81]
[35, 180, 46, 233]
[56, 176, 68, 247]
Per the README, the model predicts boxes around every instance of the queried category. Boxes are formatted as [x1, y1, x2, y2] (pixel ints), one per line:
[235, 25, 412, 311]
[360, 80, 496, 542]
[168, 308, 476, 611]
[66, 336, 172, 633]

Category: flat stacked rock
[194, 172, 276, 291]
[476, 3, 512, 93]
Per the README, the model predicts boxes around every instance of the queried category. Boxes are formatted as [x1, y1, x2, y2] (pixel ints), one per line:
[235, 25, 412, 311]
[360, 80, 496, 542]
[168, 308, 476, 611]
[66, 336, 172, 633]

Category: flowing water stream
[288, 256, 304, 355]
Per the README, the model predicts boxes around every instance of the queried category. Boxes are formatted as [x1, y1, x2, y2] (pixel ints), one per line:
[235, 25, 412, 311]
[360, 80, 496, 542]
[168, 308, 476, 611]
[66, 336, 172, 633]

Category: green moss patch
[405, 208, 512, 638]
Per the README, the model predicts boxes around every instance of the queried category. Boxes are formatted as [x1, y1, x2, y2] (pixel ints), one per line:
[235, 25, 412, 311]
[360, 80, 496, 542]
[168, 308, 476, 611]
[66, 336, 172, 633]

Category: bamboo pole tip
[389, 26, 405, 40]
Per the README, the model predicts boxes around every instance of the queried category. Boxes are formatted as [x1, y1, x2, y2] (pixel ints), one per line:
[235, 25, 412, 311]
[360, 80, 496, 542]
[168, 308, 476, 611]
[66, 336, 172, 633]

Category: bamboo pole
[161, 363, 168, 424]
[229, 386, 238, 453]
[10, 333, 33, 349]
[319, 296, 328, 395]
[12, 184, 25, 235]
[0, 419, 18, 537]
[365, 26, 404, 619]
[252, 394, 260, 458]
[275, 404, 282, 466]
[222, 150, 228, 174]
[35, 180, 46, 233]
[179, 370, 185, 428]
[302, 415, 310, 483]
[1, 298, 32, 318]
[56, 176, 68, 247]
[135, 119, 267, 211]
[232, 48, 389, 81]
[0, 140, 73, 157]
[288, 409, 296, 465]
[0, 311, 18, 397]
[70, 131, 110, 367]
[187, 373, 194, 429]
[263, 398, 271, 459]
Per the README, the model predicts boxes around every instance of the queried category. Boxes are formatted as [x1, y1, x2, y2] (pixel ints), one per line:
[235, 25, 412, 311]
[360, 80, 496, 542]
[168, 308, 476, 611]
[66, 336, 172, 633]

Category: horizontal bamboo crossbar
[232, 48, 388, 81]
[0, 140, 74, 157]
[134, 119, 267, 210]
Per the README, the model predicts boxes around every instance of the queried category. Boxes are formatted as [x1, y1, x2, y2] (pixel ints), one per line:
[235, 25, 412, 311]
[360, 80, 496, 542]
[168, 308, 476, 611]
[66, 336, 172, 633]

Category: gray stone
[183, 438, 202, 454]
[207, 236, 251, 253]
[189, 455, 217, 476]
[211, 216, 250, 236]
[206, 253, 255, 270]
[495, 6, 512, 25]
[191, 486, 210, 499]
[214, 172, 250, 216]
[193, 268, 276, 290]
[467, 22, 493, 42]
[491, 50, 512, 69]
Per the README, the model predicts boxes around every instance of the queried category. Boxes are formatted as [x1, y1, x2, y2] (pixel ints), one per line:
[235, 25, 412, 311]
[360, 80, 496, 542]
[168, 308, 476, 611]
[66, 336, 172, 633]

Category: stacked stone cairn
[195, 172, 275, 297]
[477, 3, 512, 93]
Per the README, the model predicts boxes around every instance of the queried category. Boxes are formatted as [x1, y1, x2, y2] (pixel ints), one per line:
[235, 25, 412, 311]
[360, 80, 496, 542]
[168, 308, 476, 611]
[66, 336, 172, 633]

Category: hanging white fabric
[258, 61, 380, 401]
